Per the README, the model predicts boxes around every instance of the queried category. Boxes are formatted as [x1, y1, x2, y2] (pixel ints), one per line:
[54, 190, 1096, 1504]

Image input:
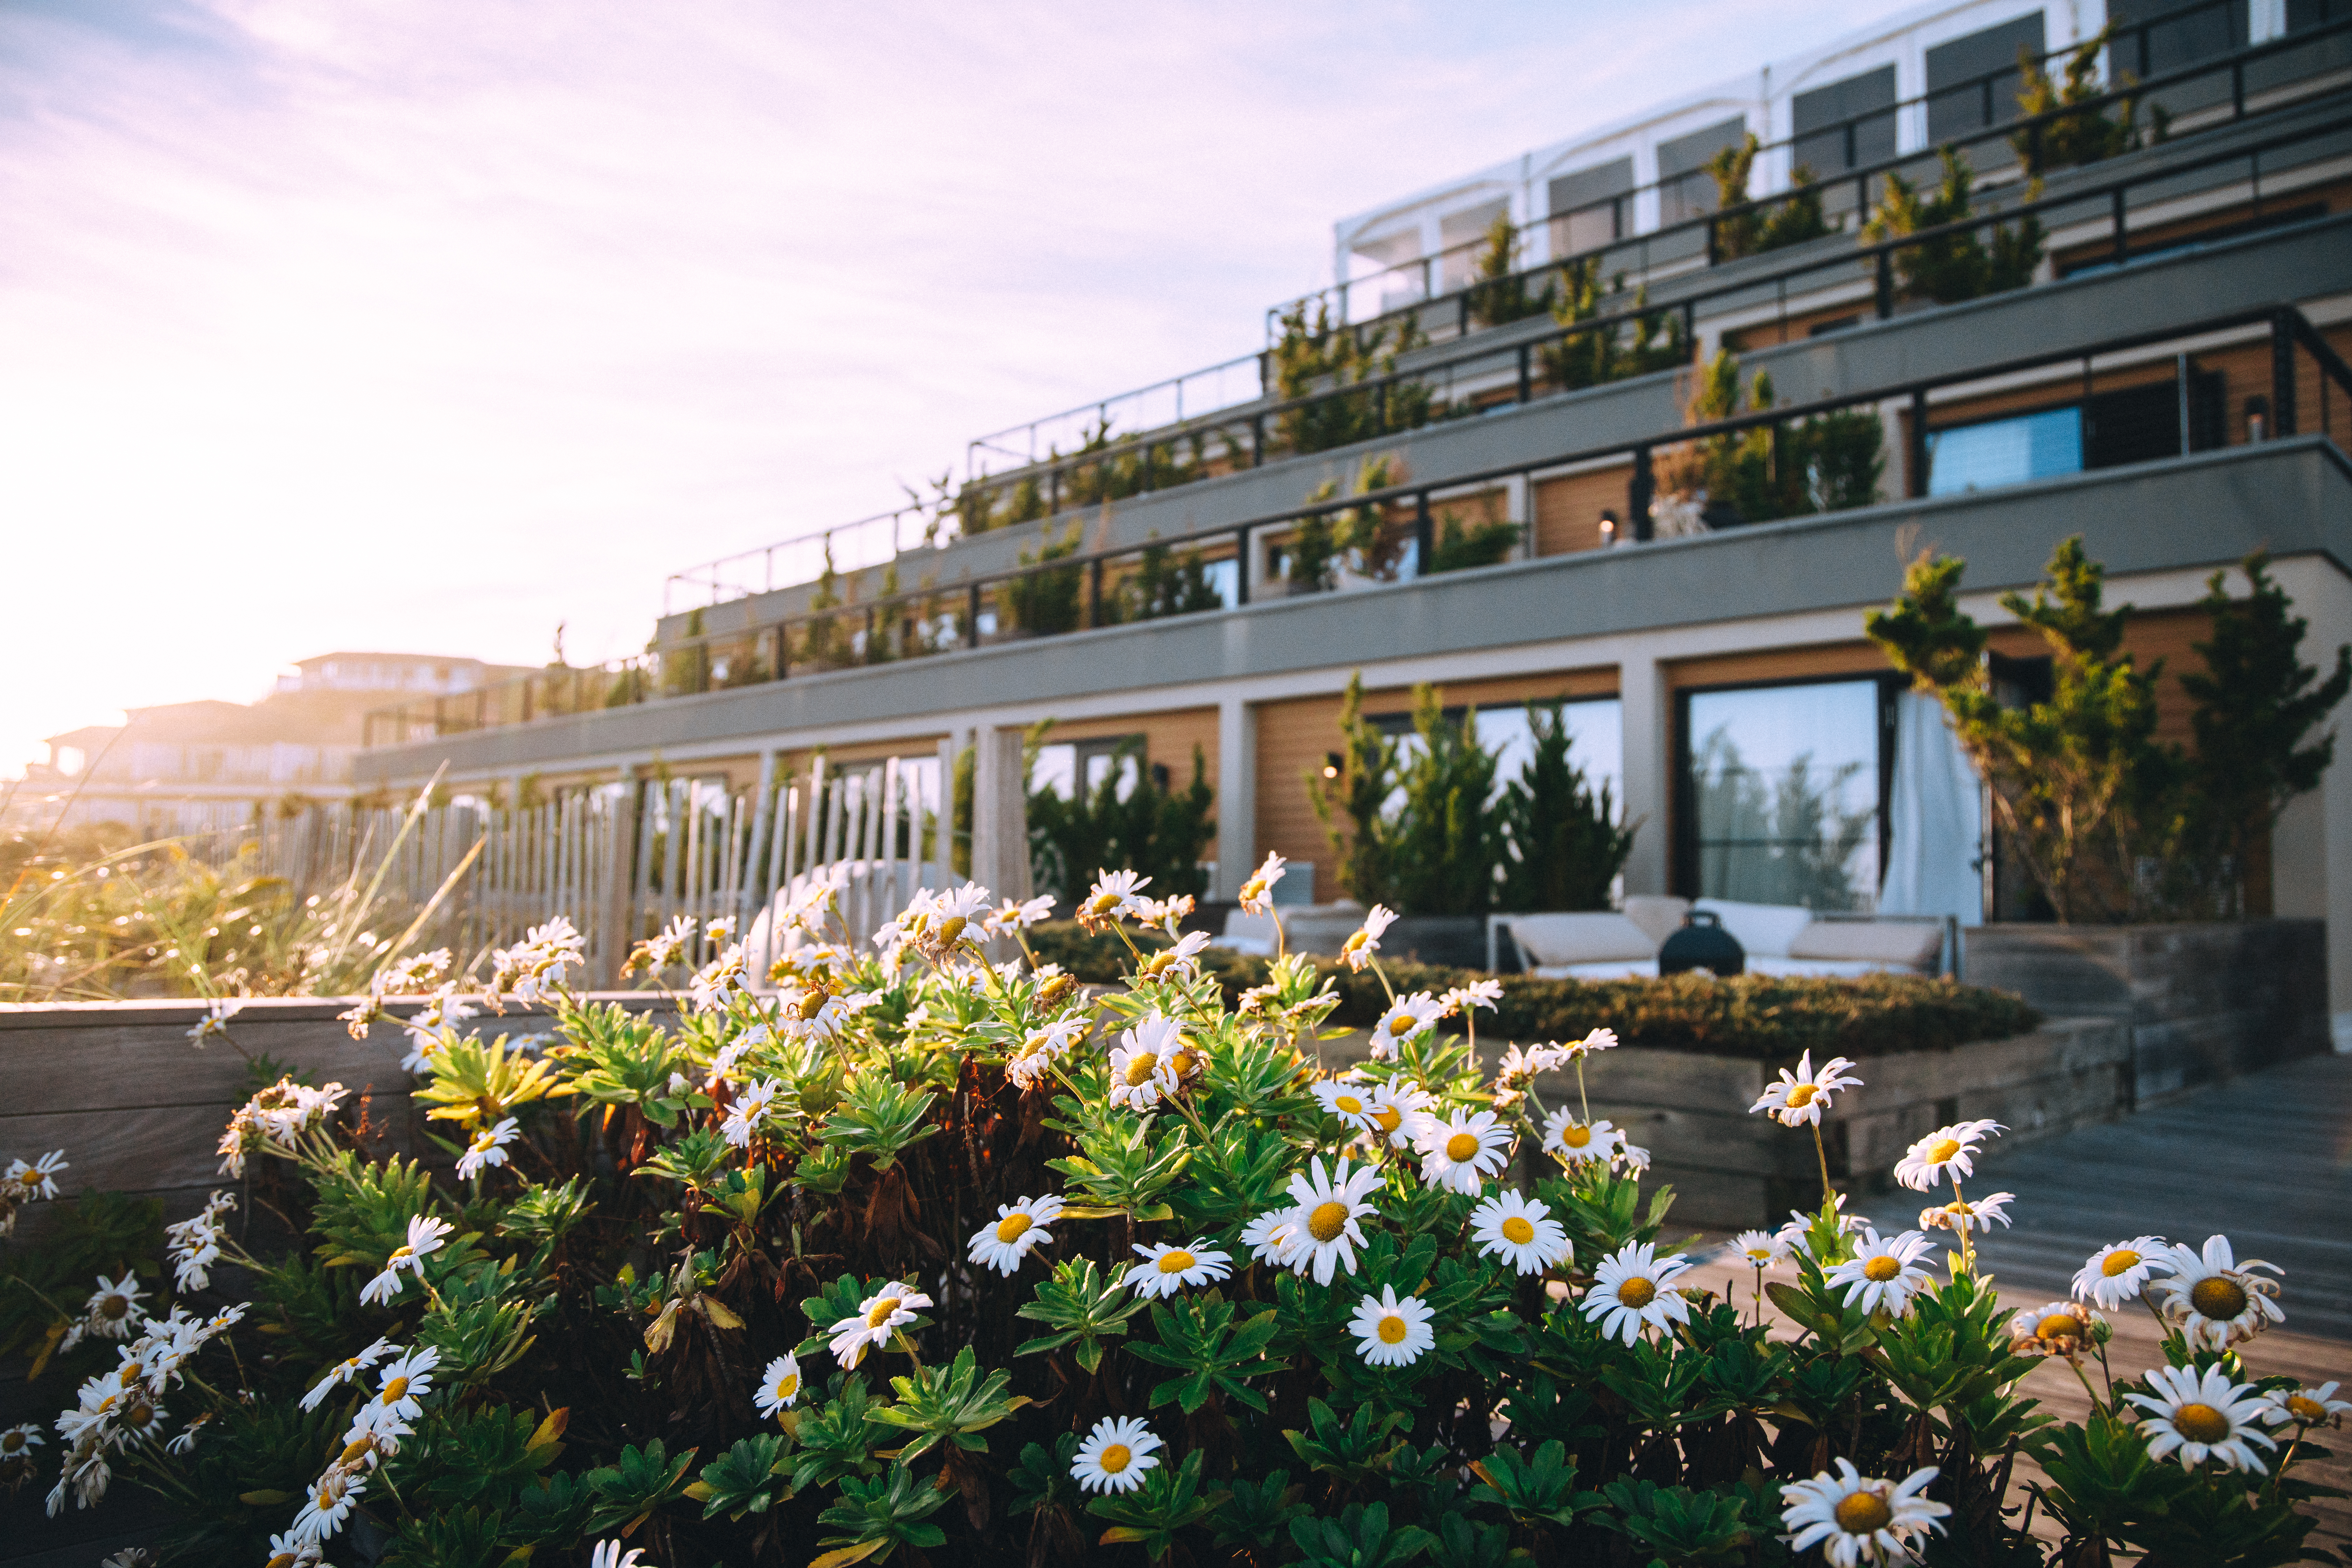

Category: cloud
[0, 0, 1911, 774]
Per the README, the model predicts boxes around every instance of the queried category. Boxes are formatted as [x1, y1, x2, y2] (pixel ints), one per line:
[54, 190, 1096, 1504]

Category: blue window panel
[1926, 407, 2084, 496]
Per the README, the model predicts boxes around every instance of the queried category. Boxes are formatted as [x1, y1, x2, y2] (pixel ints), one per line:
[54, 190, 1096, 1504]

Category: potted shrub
[1868, 541, 2346, 1093]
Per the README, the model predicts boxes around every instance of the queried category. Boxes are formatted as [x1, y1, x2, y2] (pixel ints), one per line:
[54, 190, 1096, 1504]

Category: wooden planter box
[1963, 919, 2329, 1102]
[1328, 1017, 2129, 1230]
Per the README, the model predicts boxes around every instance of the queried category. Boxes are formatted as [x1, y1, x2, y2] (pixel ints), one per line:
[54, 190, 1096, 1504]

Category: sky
[0, 0, 1918, 776]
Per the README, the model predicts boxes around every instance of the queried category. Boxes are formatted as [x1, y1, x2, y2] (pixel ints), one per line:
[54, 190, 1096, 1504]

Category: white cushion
[1746, 955, 1907, 978]
[1619, 895, 1691, 950]
[1533, 959, 1660, 980]
[1507, 913, 1657, 967]
[1691, 898, 1815, 959]
[1787, 920, 1943, 969]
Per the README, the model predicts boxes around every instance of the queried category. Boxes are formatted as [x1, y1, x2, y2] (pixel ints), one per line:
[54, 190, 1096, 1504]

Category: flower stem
[1809, 1122, 1834, 1206]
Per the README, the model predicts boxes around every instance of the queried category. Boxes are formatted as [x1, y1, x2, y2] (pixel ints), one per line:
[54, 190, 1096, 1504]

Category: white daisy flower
[1541, 1111, 1625, 1166]
[1415, 1111, 1512, 1195]
[688, 944, 750, 1013]
[590, 1542, 648, 1568]
[1469, 1191, 1569, 1275]
[1826, 1228, 1935, 1318]
[263, 1531, 324, 1568]
[365, 1346, 439, 1427]
[1008, 1020, 1087, 1090]
[1364, 1080, 1436, 1149]
[1891, 1119, 2003, 1192]
[1582, 1242, 1693, 1344]
[1563, 1026, 1619, 1059]
[187, 997, 245, 1045]
[1920, 1192, 2015, 1235]
[967, 1194, 1065, 1276]
[827, 1281, 933, 1369]
[1495, 1042, 1570, 1086]
[721, 1078, 785, 1150]
[359, 1215, 452, 1307]
[753, 1352, 802, 1417]
[0, 1423, 41, 1460]
[1123, 1240, 1234, 1299]
[1778, 1459, 1948, 1567]
[2071, 1236, 2172, 1309]
[1237, 852, 1287, 915]
[1136, 930, 1213, 982]
[1368, 992, 1446, 1058]
[2128, 1363, 2278, 1472]
[7, 1150, 68, 1202]
[1729, 1230, 1789, 1268]
[1078, 869, 1152, 931]
[1440, 978, 1504, 1016]
[1108, 1014, 1185, 1112]
[1339, 905, 1398, 972]
[1239, 1207, 1301, 1264]
[1749, 1051, 1862, 1127]
[1277, 1156, 1383, 1284]
[985, 894, 1057, 934]
[2006, 1300, 2104, 1358]
[1070, 1415, 1161, 1493]
[916, 883, 993, 960]
[455, 1117, 520, 1180]
[301, 1338, 397, 1412]
[289, 1465, 364, 1543]
[1349, 1285, 1436, 1367]
[82, 1274, 146, 1340]
[2149, 1234, 2284, 1349]
[1311, 1079, 1383, 1133]
[2264, 1380, 2352, 1429]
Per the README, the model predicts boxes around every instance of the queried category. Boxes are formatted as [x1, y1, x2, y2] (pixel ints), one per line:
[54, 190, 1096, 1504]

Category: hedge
[1021, 922, 2041, 1060]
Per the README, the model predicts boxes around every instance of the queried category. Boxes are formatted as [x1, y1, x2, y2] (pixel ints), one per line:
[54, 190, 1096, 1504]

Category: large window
[1679, 679, 1889, 910]
[1548, 159, 1633, 257]
[1030, 734, 1144, 802]
[1926, 13, 2045, 145]
[1793, 65, 1898, 175]
[1656, 117, 1748, 227]
[1366, 698, 1623, 812]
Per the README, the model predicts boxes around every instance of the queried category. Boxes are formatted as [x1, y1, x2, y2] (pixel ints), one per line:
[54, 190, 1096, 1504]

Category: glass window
[1029, 737, 1141, 801]
[1656, 116, 1748, 226]
[1925, 13, 2046, 144]
[1548, 159, 1632, 256]
[1792, 65, 1898, 175]
[1367, 698, 1623, 811]
[1926, 407, 2083, 496]
[1685, 680, 1882, 910]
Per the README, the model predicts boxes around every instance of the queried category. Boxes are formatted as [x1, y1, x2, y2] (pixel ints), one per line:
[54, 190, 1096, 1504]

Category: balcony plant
[1462, 213, 1555, 330]
[19, 891, 2335, 1566]
[1308, 676, 1502, 919]
[1003, 526, 1086, 638]
[1537, 262, 1692, 395]
[1269, 302, 1433, 457]
[1860, 149, 2043, 305]
[2012, 26, 2142, 186]
[1704, 132, 1833, 260]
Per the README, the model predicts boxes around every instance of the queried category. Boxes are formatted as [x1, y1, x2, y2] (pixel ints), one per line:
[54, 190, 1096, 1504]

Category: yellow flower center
[1334, 1094, 1364, 1116]
[1501, 1217, 1535, 1245]
[1834, 1491, 1893, 1533]
[1038, 975, 1074, 1004]
[1124, 1052, 1160, 1087]
[1785, 1083, 1818, 1108]
[0, 1434, 20, 1454]
[1377, 1314, 1408, 1344]
[1086, 893, 1121, 916]
[936, 915, 966, 947]
[1157, 1250, 1195, 1274]
[1099, 1442, 1132, 1474]
[1617, 1277, 1656, 1309]
[1372, 1105, 1402, 1133]
[1388, 1015, 1416, 1037]
[1745, 1248, 1773, 1262]
[1446, 1132, 1482, 1163]
[2101, 1249, 2141, 1278]
[866, 1296, 903, 1328]
[388, 1245, 415, 1264]
[1926, 1138, 1962, 1163]
[1863, 1257, 1902, 1282]
[99, 1295, 130, 1321]
[1561, 1124, 1592, 1149]
[2173, 1402, 2232, 1443]
[1308, 1201, 1350, 1243]
[1342, 932, 1367, 954]
[2036, 1313, 2081, 1340]
[338, 1434, 375, 1465]
[996, 1213, 1033, 1244]
[775, 1372, 799, 1401]
[1169, 1048, 1200, 1078]
[267, 1554, 298, 1568]
[381, 1377, 410, 1404]
[316, 1482, 337, 1508]
[2190, 1277, 2250, 1320]
[2286, 1394, 2325, 1422]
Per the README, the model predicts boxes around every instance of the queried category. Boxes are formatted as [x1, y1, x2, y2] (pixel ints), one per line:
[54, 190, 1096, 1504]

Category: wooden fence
[191, 744, 960, 985]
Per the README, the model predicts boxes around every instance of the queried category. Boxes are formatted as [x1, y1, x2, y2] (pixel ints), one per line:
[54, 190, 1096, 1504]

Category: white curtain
[1879, 690, 1983, 925]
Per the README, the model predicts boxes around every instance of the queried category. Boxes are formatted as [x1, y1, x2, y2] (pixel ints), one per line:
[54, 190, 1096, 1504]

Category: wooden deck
[1684, 1051, 2352, 1559]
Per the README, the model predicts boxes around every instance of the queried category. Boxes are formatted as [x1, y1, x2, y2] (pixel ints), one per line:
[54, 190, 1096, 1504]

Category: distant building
[21, 653, 534, 834]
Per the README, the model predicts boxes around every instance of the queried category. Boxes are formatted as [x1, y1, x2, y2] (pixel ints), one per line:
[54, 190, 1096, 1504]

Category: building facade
[353, 2, 2352, 1023]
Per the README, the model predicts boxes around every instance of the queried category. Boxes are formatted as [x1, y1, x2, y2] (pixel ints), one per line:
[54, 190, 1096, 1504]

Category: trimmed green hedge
[1022, 922, 2040, 1060]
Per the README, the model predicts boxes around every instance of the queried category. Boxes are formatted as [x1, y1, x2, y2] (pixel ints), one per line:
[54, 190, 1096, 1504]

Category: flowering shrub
[14, 871, 2338, 1566]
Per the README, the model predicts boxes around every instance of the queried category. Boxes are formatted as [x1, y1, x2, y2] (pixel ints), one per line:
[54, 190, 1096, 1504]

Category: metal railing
[650, 9, 2350, 625]
[937, 114, 2351, 522]
[367, 304, 2352, 748]
[1289, 0, 2352, 336]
